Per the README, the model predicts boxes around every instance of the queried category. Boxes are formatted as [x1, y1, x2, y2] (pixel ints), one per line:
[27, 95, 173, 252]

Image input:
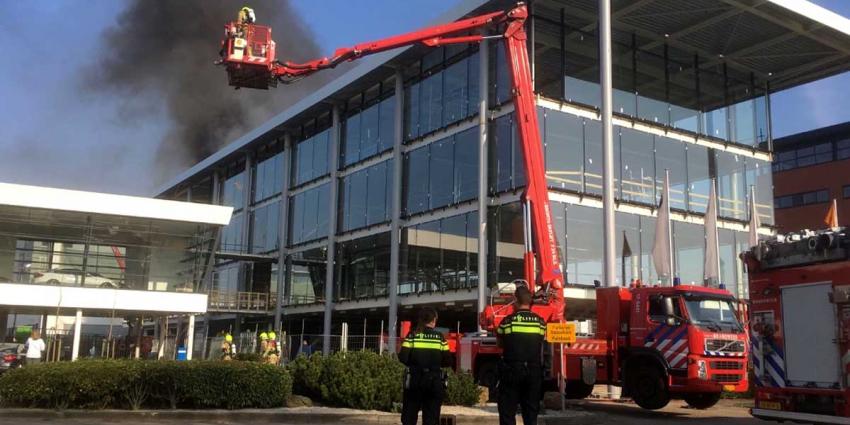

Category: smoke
[84, 0, 328, 185]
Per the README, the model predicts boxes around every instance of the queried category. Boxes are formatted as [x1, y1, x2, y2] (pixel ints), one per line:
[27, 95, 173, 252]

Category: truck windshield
[683, 297, 742, 332]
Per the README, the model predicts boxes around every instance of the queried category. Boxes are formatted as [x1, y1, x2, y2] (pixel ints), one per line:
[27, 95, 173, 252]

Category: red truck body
[744, 229, 850, 423]
[454, 284, 748, 410]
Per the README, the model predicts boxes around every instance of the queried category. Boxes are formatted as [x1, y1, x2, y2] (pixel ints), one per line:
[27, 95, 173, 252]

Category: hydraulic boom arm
[220, 3, 564, 325]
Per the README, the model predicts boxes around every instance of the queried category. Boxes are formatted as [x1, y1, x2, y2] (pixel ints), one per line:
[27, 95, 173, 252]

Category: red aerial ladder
[218, 4, 750, 410]
[218, 3, 565, 325]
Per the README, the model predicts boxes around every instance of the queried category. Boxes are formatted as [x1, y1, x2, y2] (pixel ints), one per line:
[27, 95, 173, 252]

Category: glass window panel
[348, 169, 368, 230]
[620, 127, 654, 205]
[420, 72, 443, 134]
[702, 107, 728, 140]
[491, 114, 513, 193]
[313, 130, 329, 177]
[288, 195, 303, 245]
[404, 82, 421, 140]
[550, 201, 567, 275]
[467, 51, 480, 117]
[316, 184, 329, 239]
[674, 221, 704, 285]
[654, 137, 687, 210]
[489, 40, 511, 106]
[686, 144, 711, 214]
[584, 119, 603, 195]
[639, 215, 659, 284]
[302, 187, 319, 241]
[719, 229, 737, 290]
[490, 202, 524, 285]
[512, 117, 527, 189]
[616, 212, 641, 286]
[251, 202, 279, 253]
[342, 113, 361, 167]
[222, 171, 245, 208]
[454, 127, 479, 203]
[294, 138, 314, 185]
[404, 147, 429, 215]
[613, 89, 637, 116]
[339, 175, 350, 231]
[565, 76, 600, 109]
[378, 96, 396, 152]
[429, 137, 455, 209]
[544, 108, 584, 192]
[565, 204, 603, 285]
[731, 99, 756, 146]
[715, 150, 747, 220]
[360, 102, 381, 160]
[441, 214, 468, 290]
[745, 157, 774, 226]
[367, 161, 388, 225]
[443, 57, 468, 125]
[466, 211, 480, 289]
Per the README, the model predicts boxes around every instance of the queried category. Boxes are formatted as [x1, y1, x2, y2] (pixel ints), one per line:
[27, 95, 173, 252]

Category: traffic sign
[546, 322, 576, 344]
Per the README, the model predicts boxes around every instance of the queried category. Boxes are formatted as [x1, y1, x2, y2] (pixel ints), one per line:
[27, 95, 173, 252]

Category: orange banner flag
[825, 199, 839, 228]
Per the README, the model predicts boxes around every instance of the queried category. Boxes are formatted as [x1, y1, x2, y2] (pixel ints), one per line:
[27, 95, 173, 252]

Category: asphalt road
[574, 399, 771, 425]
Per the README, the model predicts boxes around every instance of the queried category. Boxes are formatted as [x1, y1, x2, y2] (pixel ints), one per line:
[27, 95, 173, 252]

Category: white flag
[653, 171, 673, 283]
[704, 179, 720, 286]
[748, 185, 761, 247]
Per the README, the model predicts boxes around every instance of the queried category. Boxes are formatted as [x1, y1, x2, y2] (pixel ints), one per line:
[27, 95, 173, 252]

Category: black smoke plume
[85, 0, 328, 185]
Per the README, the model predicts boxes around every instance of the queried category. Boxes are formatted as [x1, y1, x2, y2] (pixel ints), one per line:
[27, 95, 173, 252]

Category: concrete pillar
[187, 315, 195, 360]
[71, 309, 82, 361]
[323, 105, 342, 354]
[0, 309, 8, 341]
[387, 70, 404, 351]
[477, 39, 489, 331]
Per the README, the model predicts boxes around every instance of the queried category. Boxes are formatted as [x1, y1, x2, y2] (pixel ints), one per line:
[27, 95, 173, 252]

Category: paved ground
[570, 398, 770, 425]
[0, 399, 768, 425]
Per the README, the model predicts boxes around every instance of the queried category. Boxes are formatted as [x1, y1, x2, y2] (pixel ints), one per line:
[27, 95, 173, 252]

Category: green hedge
[288, 351, 480, 410]
[0, 360, 292, 410]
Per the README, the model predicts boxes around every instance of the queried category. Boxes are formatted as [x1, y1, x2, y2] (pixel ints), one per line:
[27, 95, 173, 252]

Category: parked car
[0, 343, 24, 373]
[33, 268, 121, 288]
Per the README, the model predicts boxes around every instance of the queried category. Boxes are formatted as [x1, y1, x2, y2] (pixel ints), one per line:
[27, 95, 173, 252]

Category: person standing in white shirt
[25, 330, 46, 365]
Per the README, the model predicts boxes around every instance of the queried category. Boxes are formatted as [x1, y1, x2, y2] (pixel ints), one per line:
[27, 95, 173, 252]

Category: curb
[0, 408, 603, 424]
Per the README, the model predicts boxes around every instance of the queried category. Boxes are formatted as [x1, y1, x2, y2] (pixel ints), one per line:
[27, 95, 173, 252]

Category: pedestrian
[398, 307, 451, 425]
[497, 286, 547, 425]
[299, 339, 312, 356]
[24, 330, 45, 366]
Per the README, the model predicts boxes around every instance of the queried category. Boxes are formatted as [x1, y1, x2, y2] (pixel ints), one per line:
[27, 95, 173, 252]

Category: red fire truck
[456, 283, 749, 410]
[744, 229, 850, 423]
[217, 3, 749, 411]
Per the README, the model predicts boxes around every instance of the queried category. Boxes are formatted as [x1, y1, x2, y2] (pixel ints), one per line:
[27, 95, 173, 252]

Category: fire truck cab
[745, 228, 850, 423]
[455, 284, 749, 410]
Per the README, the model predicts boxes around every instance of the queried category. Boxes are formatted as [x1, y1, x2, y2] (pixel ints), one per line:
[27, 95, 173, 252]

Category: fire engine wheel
[683, 392, 721, 409]
[629, 366, 670, 410]
[564, 380, 594, 399]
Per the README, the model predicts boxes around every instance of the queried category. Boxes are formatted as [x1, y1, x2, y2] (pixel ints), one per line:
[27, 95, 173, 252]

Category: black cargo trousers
[498, 361, 543, 425]
[402, 368, 445, 425]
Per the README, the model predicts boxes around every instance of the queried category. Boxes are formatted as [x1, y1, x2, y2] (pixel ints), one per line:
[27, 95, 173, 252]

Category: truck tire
[565, 380, 594, 399]
[683, 392, 721, 409]
[629, 365, 670, 410]
[477, 361, 499, 401]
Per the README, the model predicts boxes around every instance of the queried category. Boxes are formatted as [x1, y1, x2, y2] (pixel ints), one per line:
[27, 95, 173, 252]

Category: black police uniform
[398, 327, 452, 425]
[496, 309, 547, 425]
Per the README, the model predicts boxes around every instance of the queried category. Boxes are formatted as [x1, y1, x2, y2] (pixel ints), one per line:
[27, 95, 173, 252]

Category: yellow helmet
[225, 333, 233, 342]
[268, 331, 276, 340]
[259, 332, 268, 340]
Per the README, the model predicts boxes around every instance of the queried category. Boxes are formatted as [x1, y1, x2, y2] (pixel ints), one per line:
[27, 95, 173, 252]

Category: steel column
[323, 106, 341, 354]
[275, 134, 292, 333]
[599, 0, 616, 287]
[388, 71, 404, 351]
[477, 38, 490, 331]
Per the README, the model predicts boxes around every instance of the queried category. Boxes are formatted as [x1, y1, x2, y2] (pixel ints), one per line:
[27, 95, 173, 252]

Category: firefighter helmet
[260, 332, 268, 341]
[225, 333, 233, 342]
[239, 7, 256, 24]
[268, 331, 276, 340]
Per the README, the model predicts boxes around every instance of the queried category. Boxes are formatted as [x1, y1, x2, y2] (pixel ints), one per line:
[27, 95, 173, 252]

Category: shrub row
[0, 360, 292, 410]
[288, 351, 481, 411]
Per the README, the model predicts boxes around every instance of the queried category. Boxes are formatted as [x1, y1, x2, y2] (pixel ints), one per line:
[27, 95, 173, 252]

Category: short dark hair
[416, 307, 438, 333]
[514, 285, 533, 306]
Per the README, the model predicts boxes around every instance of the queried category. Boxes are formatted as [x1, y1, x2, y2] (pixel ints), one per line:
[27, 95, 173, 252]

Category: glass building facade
[154, 0, 839, 335]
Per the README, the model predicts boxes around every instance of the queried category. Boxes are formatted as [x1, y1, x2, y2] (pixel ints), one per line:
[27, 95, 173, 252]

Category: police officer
[398, 307, 452, 425]
[497, 285, 546, 425]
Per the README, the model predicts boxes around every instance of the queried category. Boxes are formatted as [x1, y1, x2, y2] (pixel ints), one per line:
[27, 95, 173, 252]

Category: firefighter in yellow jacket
[398, 307, 452, 425]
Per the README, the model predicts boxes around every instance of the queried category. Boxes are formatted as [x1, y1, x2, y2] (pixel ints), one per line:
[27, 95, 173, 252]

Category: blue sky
[0, 1, 847, 195]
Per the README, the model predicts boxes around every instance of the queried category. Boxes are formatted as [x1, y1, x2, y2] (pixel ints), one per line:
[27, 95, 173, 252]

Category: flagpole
[713, 179, 722, 289]
[666, 170, 674, 286]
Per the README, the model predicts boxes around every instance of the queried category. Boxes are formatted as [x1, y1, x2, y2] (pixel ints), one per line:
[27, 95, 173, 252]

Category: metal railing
[208, 290, 270, 312]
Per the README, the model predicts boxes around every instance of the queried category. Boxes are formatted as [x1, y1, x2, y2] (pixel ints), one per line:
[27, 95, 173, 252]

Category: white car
[33, 268, 121, 288]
